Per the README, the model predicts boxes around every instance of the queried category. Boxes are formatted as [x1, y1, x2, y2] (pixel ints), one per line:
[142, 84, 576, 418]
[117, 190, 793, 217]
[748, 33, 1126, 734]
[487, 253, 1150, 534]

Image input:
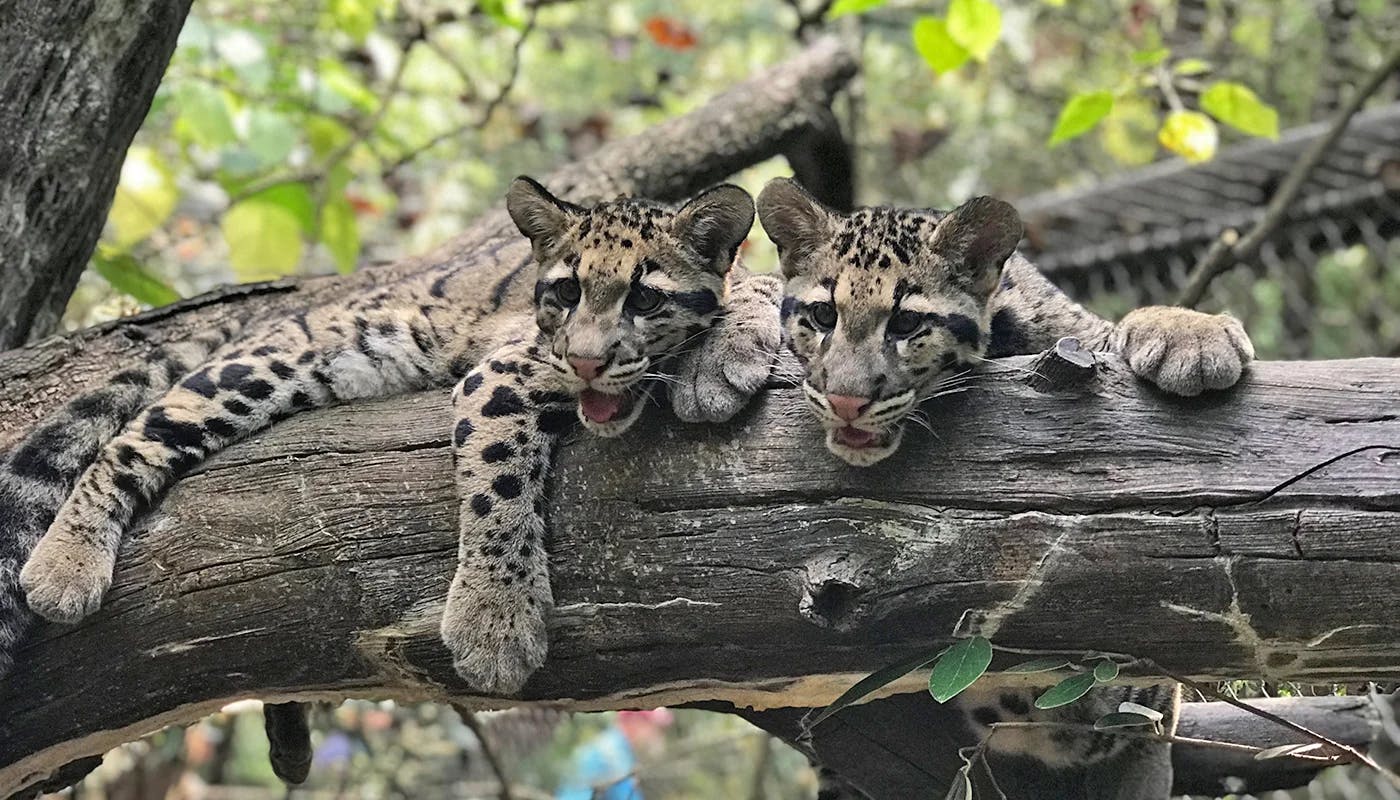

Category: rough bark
[1, 349, 1398, 795]
[731, 694, 1383, 797]
[0, 35, 857, 449]
[0, 0, 193, 349]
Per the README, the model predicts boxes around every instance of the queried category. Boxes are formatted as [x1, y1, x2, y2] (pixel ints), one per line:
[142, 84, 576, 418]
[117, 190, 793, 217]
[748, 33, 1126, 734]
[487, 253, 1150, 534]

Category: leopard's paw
[440, 564, 549, 695]
[671, 275, 782, 423]
[1111, 307, 1254, 396]
[20, 533, 114, 624]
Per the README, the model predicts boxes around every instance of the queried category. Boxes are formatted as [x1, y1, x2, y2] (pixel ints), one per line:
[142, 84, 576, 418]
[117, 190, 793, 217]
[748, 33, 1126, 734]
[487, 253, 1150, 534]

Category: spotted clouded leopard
[0, 178, 777, 712]
[757, 177, 1253, 798]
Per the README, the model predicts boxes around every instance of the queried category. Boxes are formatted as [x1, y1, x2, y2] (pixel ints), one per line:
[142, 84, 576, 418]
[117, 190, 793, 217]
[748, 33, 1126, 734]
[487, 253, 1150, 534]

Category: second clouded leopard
[757, 177, 1255, 798]
[5, 178, 778, 709]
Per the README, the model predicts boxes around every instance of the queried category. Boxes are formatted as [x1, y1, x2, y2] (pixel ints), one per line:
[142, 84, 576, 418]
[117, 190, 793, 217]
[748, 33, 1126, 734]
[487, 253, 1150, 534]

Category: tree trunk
[1, 347, 1397, 795]
[0, 0, 193, 349]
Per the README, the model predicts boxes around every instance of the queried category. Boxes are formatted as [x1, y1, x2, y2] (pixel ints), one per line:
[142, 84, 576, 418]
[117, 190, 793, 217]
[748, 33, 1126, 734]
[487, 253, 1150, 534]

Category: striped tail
[0, 322, 241, 679]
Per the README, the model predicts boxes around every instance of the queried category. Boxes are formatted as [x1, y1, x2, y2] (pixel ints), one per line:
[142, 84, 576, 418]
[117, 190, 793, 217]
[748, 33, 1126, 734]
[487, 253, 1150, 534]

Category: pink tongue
[836, 426, 879, 448]
[580, 389, 625, 423]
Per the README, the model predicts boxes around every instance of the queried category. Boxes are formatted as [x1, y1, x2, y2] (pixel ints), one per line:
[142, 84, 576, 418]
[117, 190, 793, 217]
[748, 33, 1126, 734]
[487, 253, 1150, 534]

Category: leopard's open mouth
[833, 425, 891, 450]
[578, 388, 636, 424]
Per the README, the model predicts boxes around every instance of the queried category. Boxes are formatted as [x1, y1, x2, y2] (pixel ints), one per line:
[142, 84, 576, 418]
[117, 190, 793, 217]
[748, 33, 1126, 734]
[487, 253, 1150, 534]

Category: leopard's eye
[555, 278, 581, 305]
[626, 285, 664, 313]
[809, 301, 837, 331]
[887, 310, 924, 337]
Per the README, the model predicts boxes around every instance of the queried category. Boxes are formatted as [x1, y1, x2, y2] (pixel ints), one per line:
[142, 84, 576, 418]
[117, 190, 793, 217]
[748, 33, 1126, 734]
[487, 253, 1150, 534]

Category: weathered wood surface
[0, 0, 193, 348]
[2, 353, 1398, 794]
[0, 35, 857, 447]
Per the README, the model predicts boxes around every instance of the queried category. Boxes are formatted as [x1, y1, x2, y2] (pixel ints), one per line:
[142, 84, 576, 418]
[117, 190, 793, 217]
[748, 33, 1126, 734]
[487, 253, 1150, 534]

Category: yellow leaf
[107, 147, 179, 250]
[1158, 110, 1218, 163]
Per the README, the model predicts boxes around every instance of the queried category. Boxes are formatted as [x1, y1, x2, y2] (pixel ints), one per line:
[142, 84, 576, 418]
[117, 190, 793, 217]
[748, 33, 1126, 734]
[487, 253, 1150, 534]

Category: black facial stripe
[930, 312, 982, 347]
[780, 296, 797, 321]
[664, 288, 718, 316]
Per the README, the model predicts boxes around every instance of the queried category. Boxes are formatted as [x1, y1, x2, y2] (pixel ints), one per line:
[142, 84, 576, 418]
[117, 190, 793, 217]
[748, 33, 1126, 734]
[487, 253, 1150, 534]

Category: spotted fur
[7, 178, 778, 704]
[757, 177, 1254, 467]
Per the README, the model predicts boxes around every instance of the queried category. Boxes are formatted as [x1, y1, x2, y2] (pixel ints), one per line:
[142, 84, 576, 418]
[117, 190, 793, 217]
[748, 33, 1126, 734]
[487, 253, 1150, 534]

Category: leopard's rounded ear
[756, 178, 834, 279]
[672, 184, 755, 275]
[506, 176, 583, 258]
[928, 196, 1023, 299]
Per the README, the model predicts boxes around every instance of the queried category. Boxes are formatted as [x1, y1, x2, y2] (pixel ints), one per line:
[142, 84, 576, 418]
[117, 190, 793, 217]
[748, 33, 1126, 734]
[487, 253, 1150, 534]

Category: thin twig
[381, 6, 540, 178]
[451, 704, 515, 800]
[1176, 38, 1400, 307]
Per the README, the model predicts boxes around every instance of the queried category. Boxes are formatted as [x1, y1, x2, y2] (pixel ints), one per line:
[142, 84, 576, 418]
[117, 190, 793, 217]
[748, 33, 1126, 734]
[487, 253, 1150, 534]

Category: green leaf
[946, 0, 1001, 62]
[1158, 110, 1219, 162]
[929, 636, 993, 703]
[1131, 46, 1170, 66]
[1093, 711, 1158, 731]
[1172, 58, 1212, 76]
[173, 86, 237, 148]
[478, 0, 525, 29]
[107, 146, 179, 249]
[912, 17, 970, 75]
[320, 197, 361, 274]
[1092, 659, 1120, 682]
[1034, 672, 1098, 709]
[91, 246, 181, 307]
[222, 197, 305, 281]
[1047, 91, 1114, 146]
[942, 765, 973, 800]
[828, 0, 886, 17]
[808, 647, 948, 728]
[325, 0, 378, 40]
[1200, 81, 1279, 139]
[245, 109, 299, 168]
[1004, 657, 1071, 674]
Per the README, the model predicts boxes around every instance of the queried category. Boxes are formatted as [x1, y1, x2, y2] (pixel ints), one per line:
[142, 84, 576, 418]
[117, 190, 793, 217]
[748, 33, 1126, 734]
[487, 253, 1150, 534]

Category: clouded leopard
[757, 177, 1253, 798]
[1, 179, 777, 725]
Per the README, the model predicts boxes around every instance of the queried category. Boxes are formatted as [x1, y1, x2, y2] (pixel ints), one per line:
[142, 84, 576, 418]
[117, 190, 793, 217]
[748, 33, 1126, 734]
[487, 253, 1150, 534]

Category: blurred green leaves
[222, 188, 309, 281]
[1201, 81, 1279, 139]
[912, 18, 970, 75]
[1048, 91, 1114, 146]
[92, 246, 181, 307]
[946, 0, 1000, 62]
[108, 147, 179, 249]
[827, 0, 886, 19]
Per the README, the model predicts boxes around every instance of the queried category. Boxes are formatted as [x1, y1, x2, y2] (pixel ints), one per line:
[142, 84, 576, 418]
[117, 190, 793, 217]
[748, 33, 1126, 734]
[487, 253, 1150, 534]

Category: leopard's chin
[577, 385, 648, 437]
[824, 424, 903, 467]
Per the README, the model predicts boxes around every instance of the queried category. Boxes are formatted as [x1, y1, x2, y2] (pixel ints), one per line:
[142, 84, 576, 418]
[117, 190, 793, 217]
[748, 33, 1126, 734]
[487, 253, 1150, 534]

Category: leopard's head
[507, 176, 754, 436]
[757, 177, 1022, 466]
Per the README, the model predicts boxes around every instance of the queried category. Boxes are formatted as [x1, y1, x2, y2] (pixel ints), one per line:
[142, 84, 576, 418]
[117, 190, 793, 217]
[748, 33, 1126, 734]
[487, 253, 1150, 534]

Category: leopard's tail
[0, 321, 241, 679]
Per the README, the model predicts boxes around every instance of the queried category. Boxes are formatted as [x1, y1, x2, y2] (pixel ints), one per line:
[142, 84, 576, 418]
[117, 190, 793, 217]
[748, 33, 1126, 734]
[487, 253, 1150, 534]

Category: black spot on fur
[940, 313, 981, 347]
[68, 392, 116, 420]
[223, 398, 252, 416]
[290, 391, 315, 409]
[481, 386, 525, 417]
[453, 418, 475, 446]
[988, 308, 1030, 357]
[482, 442, 514, 462]
[182, 370, 218, 398]
[971, 706, 1001, 727]
[999, 693, 1031, 716]
[115, 445, 144, 467]
[489, 360, 518, 374]
[528, 389, 572, 405]
[470, 494, 492, 517]
[492, 474, 522, 499]
[514, 431, 528, 445]
[252, 345, 278, 356]
[297, 351, 317, 365]
[204, 417, 237, 438]
[430, 274, 450, 298]
[112, 471, 143, 500]
[239, 379, 274, 401]
[537, 408, 575, 434]
[143, 409, 206, 452]
[219, 363, 254, 389]
[269, 360, 295, 380]
[459, 372, 484, 397]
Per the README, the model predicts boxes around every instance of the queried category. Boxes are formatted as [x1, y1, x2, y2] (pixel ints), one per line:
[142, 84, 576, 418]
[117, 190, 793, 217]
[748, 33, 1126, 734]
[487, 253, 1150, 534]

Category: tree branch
[1176, 39, 1400, 308]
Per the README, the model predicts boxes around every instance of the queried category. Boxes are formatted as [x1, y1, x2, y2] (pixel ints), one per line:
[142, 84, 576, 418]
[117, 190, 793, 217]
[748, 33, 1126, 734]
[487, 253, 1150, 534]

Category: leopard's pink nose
[568, 357, 604, 381]
[826, 394, 870, 422]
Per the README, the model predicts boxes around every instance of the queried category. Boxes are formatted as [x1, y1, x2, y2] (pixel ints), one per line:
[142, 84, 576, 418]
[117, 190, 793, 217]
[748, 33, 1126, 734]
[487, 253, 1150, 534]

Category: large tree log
[0, 0, 193, 348]
[1, 349, 1397, 795]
